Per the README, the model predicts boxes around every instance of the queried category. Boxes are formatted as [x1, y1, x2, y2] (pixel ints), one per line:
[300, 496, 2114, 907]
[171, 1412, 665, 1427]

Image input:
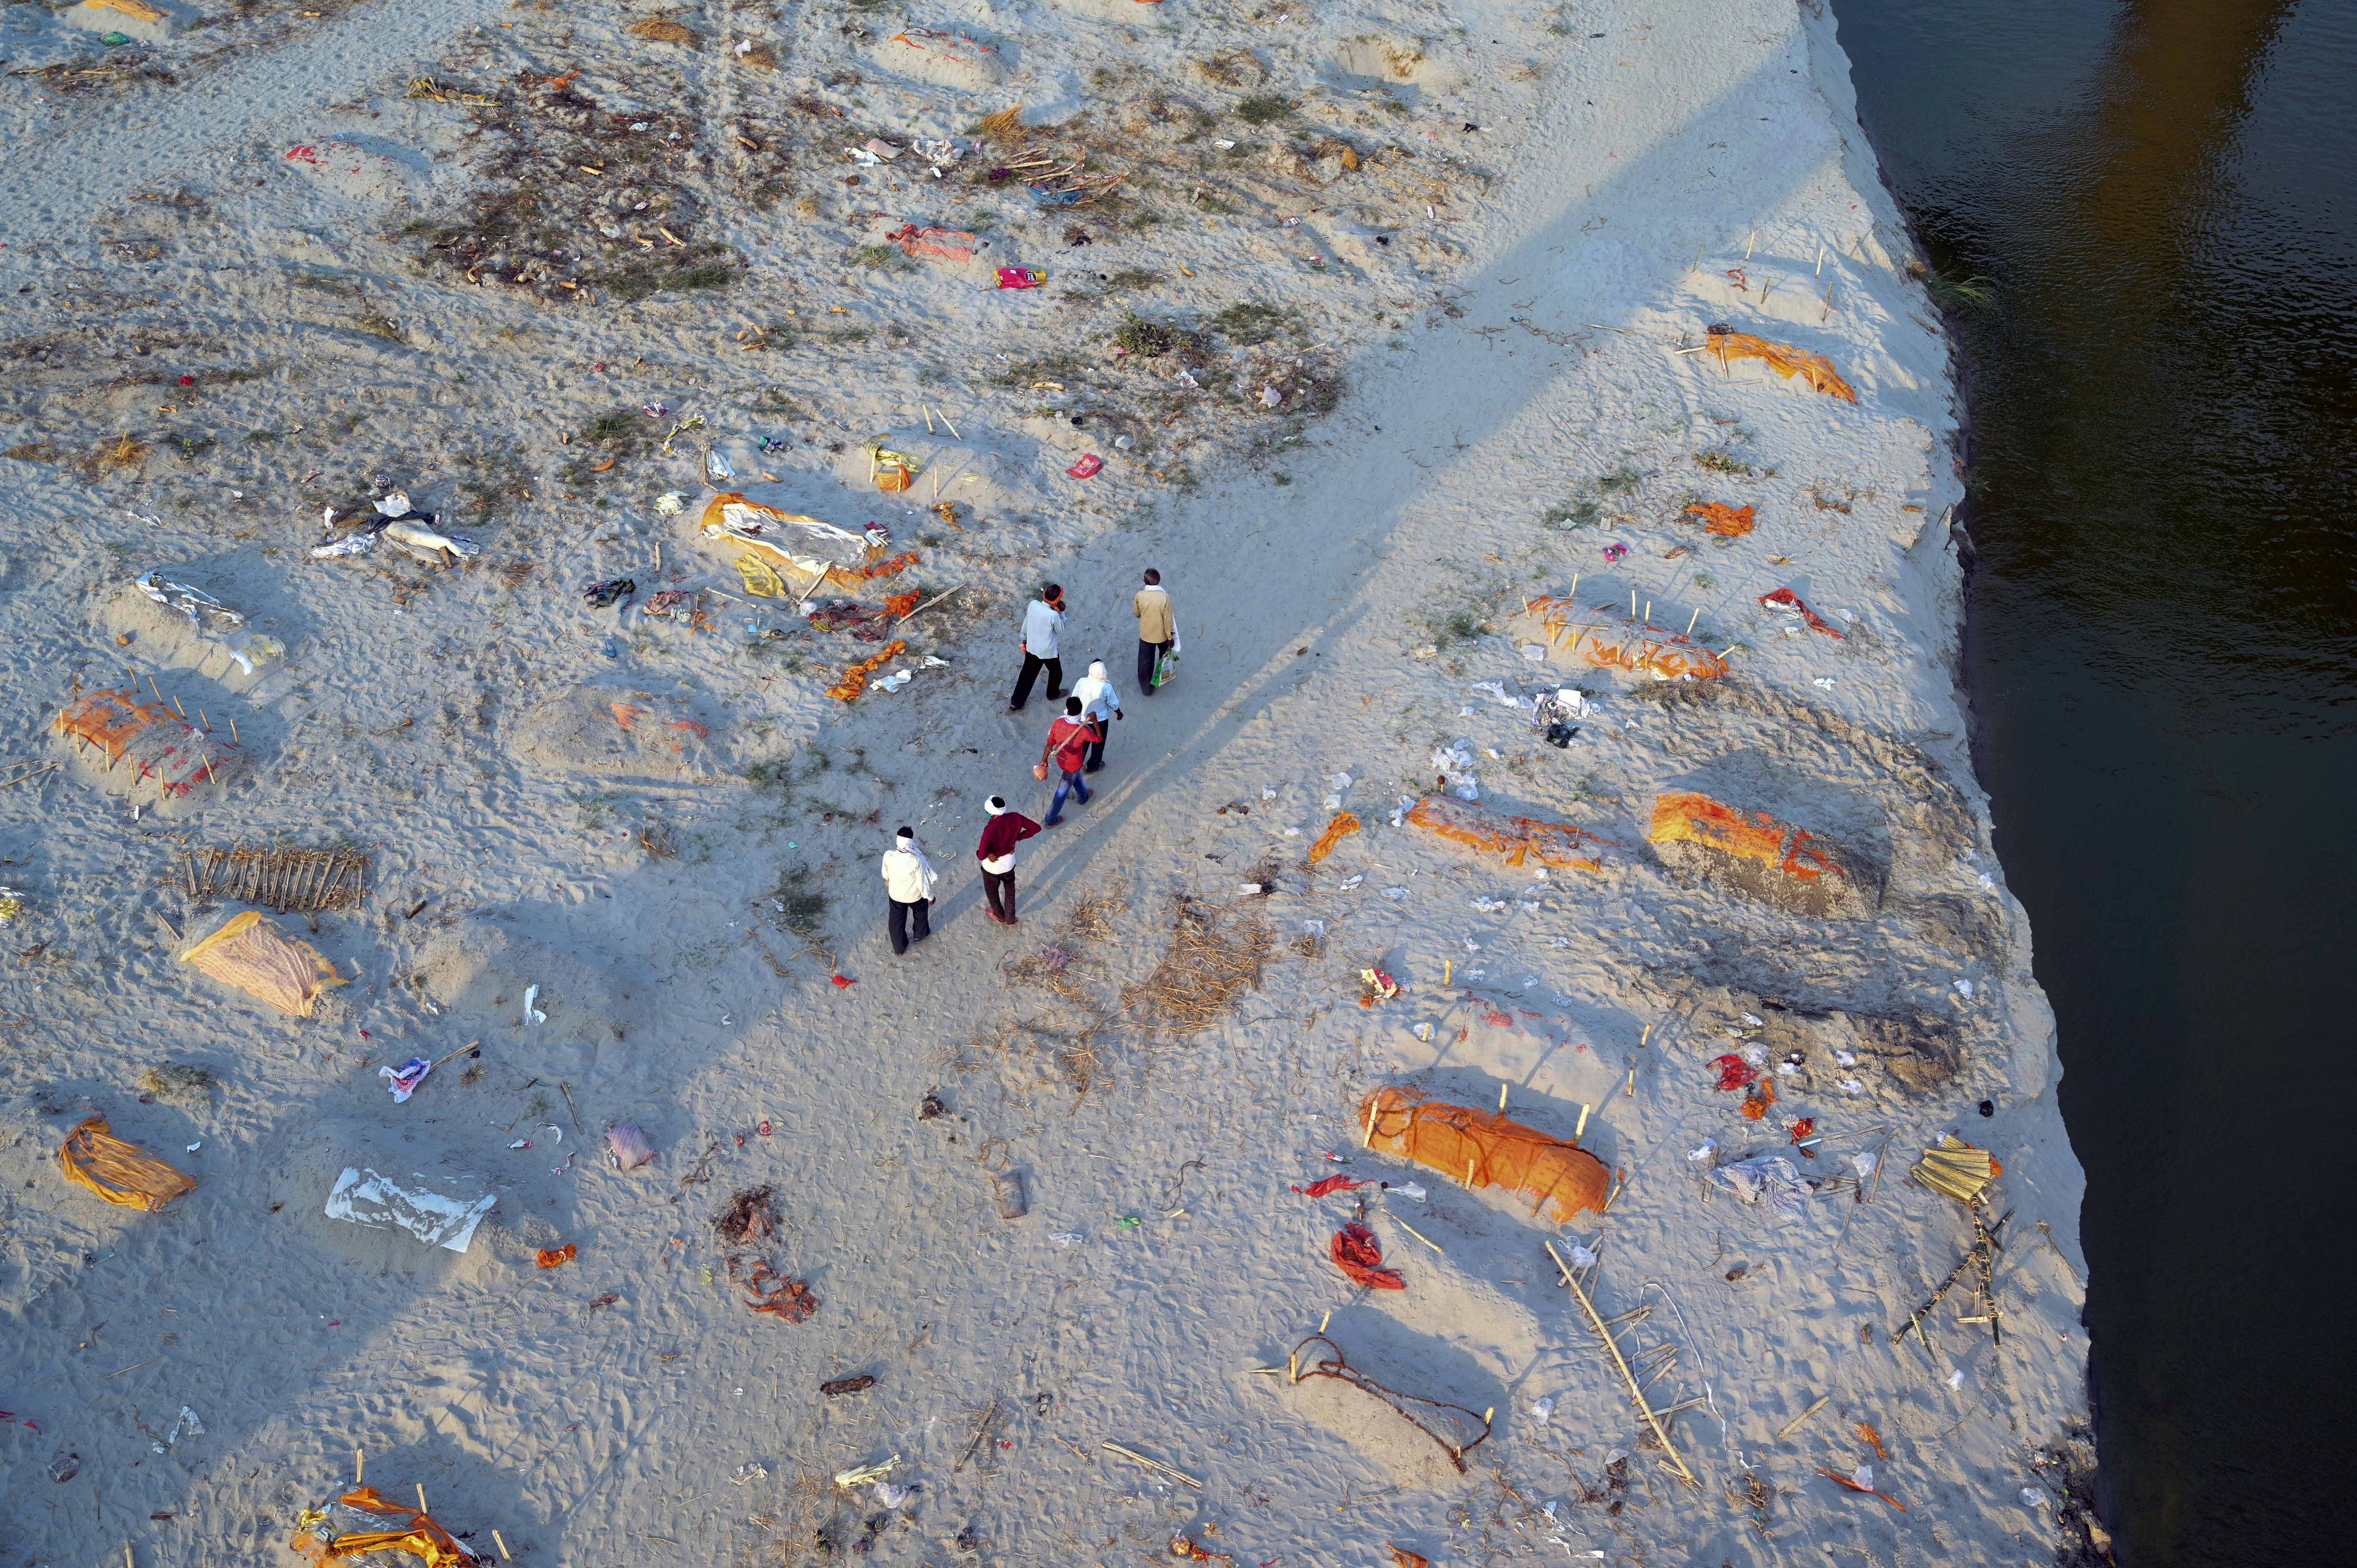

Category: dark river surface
[1830, 0, 2357, 1562]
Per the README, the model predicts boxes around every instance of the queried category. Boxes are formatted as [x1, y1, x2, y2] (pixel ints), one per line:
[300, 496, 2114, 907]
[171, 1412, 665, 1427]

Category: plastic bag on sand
[58, 1114, 198, 1213]
[324, 1167, 497, 1252]
[1708, 1155, 1809, 1219]
[293, 1487, 473, 1568]
[181, 911, 345, 1017]
[607, 1123, 657, 1171]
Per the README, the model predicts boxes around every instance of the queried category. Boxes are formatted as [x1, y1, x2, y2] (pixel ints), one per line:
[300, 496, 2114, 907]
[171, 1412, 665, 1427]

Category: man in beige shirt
[1134, 568, 1177, 694]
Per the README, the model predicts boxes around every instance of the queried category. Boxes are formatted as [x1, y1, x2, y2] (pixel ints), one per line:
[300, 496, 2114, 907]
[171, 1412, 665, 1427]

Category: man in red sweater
[974, 795, 1042, 926]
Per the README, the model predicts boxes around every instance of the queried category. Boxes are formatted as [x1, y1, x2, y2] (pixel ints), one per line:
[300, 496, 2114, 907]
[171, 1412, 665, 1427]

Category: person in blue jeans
[1033, 696, 1102, 826]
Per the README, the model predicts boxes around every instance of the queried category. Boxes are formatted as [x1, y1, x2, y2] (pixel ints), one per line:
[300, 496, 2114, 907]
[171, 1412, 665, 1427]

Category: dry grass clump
[80, 434, 147, 480]
[1122, 895, 1271, 1035]
[626, 16, 700, 44]
[955, 1012, 1110, 1103]
[1001, 877, 1127, 1003]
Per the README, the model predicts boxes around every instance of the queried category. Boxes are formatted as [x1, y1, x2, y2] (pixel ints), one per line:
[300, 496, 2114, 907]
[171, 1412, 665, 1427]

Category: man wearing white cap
[880, 826, 940, 955]
[1069, 658, 1123, 774]
[974, 796, 1043, 926]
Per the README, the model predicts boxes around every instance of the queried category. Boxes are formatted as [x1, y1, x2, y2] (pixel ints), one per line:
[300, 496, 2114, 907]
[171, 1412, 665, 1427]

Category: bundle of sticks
[183, 846, 371, 913]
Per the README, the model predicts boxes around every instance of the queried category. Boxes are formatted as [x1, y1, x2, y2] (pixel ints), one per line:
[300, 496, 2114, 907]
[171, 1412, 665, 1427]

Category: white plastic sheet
[323, 1166, 496, 1252]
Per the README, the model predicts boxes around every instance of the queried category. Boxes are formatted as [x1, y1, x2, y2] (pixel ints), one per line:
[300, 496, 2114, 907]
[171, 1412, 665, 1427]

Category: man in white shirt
[1069, 658, 1123, 773]
[879, 827, 940, 955]
[1008, 583, 1067, 713]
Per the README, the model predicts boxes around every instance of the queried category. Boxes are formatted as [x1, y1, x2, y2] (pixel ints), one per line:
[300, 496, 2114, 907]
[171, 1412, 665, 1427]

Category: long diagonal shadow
[1009, 42, 1859, 915]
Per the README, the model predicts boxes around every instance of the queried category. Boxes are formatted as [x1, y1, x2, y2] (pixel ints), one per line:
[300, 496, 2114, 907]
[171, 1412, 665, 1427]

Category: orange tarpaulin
[58, 1114, 196, 1213]
[1520, 597, 1728, 681]
[1648, 791, 1876, 918]
[292, 1487, 473, 1568]
[1358, 1086, 1610, 1225]
[1406, 795, 1611, 871]
[180, 909, 346, 1017]
[1683, 501, 1756, 537]
[1704, 328, 1857, 402]
[1307, 811, 1360, 864]
[55, 687, 241, 797]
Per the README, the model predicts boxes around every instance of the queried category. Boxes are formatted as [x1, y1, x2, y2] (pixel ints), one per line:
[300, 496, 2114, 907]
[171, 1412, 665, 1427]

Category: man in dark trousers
[1034, 696, 1102, 826]
[879, 827, 939, 955]
[974, 796, 1042, 925]
[1009, 582, 1067, 712]
[1134, 568, 1175, 693]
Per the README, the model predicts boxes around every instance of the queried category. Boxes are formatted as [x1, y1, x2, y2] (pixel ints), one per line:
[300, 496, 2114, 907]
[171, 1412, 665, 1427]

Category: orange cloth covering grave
[292, 1487, 473, 1568]
[58, 1114, 197, 1213]
[1704, 327, 1857, 401]
[1357, 1086, 1610, 1225]
[1647, 791, 1876, 918]
[1520, 597, 1728, 681]
[1406, 795, 1610, 871]
[55, 687, 241, 796]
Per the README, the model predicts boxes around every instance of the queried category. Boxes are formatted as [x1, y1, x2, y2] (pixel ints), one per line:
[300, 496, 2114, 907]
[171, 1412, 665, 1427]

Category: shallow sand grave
[0, 0, 2096, 1564]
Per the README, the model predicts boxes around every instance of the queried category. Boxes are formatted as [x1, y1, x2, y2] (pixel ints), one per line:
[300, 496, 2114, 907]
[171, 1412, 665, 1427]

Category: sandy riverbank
[0, 0, 2095, 1562]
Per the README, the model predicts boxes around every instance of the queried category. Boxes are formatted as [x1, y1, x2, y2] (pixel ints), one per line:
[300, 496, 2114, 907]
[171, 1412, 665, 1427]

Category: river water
[1830, 0, 2357, 1561]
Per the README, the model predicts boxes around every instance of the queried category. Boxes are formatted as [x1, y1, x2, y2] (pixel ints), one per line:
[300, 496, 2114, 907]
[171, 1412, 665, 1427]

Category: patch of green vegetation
[582, 245, 744, 303]
[564, 406, 653, 484]
[1113, 311, 1201, 357]
[848, 244, 917, 272]
[1596, 463, 1642, 493]
[989, 352, 1090, 389]
[1926, 270, 1999, 308]
[244, 429, 279, 443]
[1693, 449, 1753, 477]
[1196, 194, 1241, 216]
[1272, 472, 1292, 487]
[1542, 496, 1601, 528]
[1210, 300, 1293, 345]
[1103, 268, 1164, 293]
[1235, 94, 1292, 125]
[140, 1063, 215, 1104]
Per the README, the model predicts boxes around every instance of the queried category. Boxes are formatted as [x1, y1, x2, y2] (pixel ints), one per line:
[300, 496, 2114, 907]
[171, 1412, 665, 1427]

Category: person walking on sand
[1134, 569, 1177, 694]
[974, 795, 1042, 926]
[880, 827, 939, 955]
[1009, 583, 1067, 713]
[1070, 657, 1123, 774]
[1034, 696, 1102, 826]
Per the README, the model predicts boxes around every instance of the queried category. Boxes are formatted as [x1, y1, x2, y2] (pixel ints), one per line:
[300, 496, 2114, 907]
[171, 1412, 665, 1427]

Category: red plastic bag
[1330, 1222, 1404, 1290]
[1710, 1054, 1759, 1091]
[1291, 1175, 1367, 1198]
[1066, 453, 1103, 479]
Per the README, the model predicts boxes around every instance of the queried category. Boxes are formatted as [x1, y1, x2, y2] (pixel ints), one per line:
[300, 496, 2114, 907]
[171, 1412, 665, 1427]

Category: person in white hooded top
[1069, 658, 1122, 773]
[879, 827, 940, 955]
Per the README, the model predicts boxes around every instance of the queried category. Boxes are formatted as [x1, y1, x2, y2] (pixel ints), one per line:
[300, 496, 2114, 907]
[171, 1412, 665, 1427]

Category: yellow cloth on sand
[180, 910, 345, 1017]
